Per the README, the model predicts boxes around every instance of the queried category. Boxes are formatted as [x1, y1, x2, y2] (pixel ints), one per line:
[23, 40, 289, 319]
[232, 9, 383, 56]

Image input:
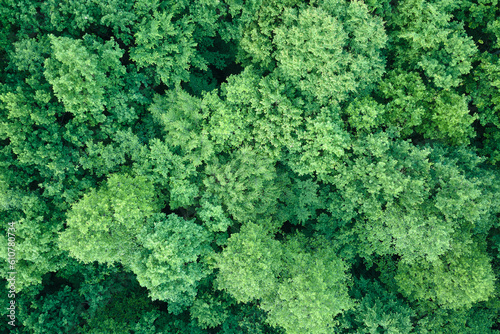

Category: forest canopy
[1, 0, 500, 333]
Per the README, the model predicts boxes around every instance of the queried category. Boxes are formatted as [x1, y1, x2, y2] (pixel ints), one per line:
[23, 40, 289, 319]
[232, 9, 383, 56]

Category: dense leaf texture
[1, 0, 500, 333]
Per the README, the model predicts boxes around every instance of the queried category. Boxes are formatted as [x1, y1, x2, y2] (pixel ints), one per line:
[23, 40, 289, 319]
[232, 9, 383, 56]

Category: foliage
[203, 146, 281, 224]
[58, 174, 159, 264]
[261, 236, 354, 334]
[378, 70, 476, 144]
[338, 278, 415, 333]
[395, 242, 496, 310]
[216, 226, 353, 333]
[20, 286, 84, 334]
[2, 0, 500, 333]
[468, 52, 500, 163]
[215, 223, 282, 303]
[131, 213, 212, 314]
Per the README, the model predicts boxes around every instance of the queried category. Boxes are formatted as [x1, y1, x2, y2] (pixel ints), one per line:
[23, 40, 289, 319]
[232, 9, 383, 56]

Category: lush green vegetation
[1, 0, 500, 332]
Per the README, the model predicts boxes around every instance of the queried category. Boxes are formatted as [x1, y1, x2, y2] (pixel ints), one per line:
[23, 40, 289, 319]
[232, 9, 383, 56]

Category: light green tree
[58, 174, 159, 264]
[131, 213, 211, 314]
[396, 242, 496, 310]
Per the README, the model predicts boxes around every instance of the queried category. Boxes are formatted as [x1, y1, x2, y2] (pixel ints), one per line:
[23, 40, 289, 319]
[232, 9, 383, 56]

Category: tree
[20, 286, 85, 334]
[44, 35, 125, 127]
[395, 241, 496, 310]
[261, 235, 354, 334]
[58, 174, 159, 264]
[216, 225, 353, 333]
[338, 278, 415, 334]
[203, 146, 280, 224]
[377, 70, 476, 144]
[272, 1, 387, 105]
[388, 0, 478, 90]
[468, 52, 500, 163]
[131, 213, 212, 314]
[131, 11, 202, 88]
[215, 222, 282, 303]
[325, 133, 498, 265]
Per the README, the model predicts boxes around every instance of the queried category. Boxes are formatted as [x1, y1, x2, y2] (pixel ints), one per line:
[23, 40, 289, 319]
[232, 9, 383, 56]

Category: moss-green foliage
[261, 236, 354, 334]
[203, 146, 281, 224]
[132, 213, 211, 314]
[378, 70, 476, 144]
[1, 0, 500, 333]
[395, 242, 496, 310]
[338, 278, 415, 333]
[469, 52, 500, 163]
[59, 174, 159, 264]
[216, 226, 354, 333]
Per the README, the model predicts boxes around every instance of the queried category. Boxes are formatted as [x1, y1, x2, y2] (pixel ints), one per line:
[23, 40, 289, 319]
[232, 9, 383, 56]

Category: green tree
[395, 241, 496, 310]
[468, 52, 500, 163]
[20, 286, 85, 334]
[378, 70, 476, 144]
[389, 0, 478, 90]
[203, 146, 280, 224]
[326, 133, 498, 265]
[131, 213, 212, 314]
[272, 1, 387, 105]
[216, 225, 353, 333]
[58, 174, 159, 264]
[215, 223, 282, 303]
[131, 11, 202, 88]
[338, 278, 415, 334]
[44, 35, 125, 127]
[261, 236, 354, 334]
